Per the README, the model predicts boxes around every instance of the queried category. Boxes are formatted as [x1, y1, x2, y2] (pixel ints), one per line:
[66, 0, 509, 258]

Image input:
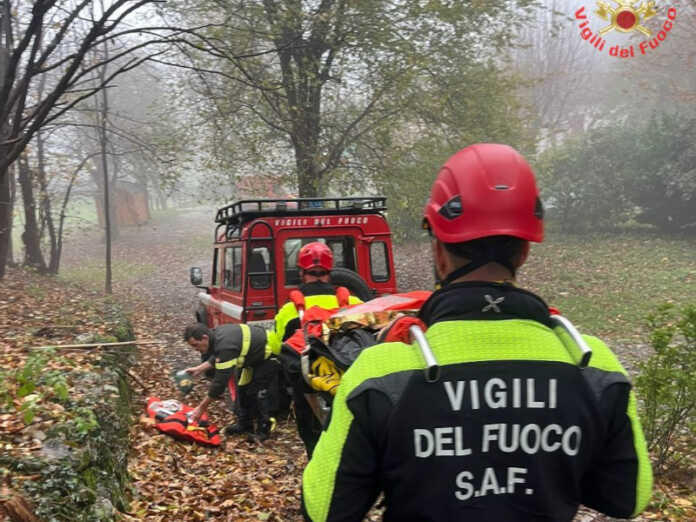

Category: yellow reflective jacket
[267, 285, 363, 355]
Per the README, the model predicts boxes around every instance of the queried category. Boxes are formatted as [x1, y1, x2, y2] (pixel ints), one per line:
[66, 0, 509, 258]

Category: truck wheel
[330, 267, 372, 301]
[195, 305, 208, 326]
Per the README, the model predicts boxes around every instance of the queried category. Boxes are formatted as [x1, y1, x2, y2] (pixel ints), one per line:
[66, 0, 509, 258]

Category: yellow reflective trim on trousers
[303, 319, 636, 521]
[237, 324, 251, 368]
[238, 367, 253, 386]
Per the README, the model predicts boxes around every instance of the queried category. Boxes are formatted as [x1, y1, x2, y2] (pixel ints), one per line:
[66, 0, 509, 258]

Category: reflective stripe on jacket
[208, 323, 271, 399]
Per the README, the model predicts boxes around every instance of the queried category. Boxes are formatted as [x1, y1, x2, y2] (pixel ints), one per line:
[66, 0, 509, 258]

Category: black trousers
[278, 347, 323, 457]
[291, 377, 323, 458]
[236, 359, 279, 434]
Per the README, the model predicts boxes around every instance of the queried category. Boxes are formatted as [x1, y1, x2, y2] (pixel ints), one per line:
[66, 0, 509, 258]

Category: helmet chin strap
[440, 256, 516, 287]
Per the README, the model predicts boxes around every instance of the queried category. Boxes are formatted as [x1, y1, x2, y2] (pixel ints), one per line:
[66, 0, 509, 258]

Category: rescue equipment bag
[146, 397, 221, 447]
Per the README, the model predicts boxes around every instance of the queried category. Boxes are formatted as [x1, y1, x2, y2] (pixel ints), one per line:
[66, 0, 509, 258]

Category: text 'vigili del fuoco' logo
[576, 1, 678, 58]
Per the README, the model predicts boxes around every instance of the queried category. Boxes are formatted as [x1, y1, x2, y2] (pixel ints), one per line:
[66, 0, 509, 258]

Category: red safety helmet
[423, 143, 544, 244]
[297, 242, 333, 271]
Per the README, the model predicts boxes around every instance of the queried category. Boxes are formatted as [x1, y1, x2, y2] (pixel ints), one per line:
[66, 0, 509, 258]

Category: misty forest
[1, 0, 695, 520]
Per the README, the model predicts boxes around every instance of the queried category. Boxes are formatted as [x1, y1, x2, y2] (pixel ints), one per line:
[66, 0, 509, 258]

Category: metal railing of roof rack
[215, 196, 387, 225]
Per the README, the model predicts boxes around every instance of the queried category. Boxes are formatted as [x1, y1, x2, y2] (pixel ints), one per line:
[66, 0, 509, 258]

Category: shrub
[634, 304, 696, 474]
[630, 113, 696, 232]
[537, 112, 696, 233]
[536, 128, 636, 232]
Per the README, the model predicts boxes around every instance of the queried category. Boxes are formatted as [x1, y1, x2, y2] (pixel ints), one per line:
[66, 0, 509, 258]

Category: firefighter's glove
[309, 356, 342, 395]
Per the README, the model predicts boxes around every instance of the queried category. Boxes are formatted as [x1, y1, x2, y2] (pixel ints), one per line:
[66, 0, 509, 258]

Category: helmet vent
[495, 185, 509, 190]
[439, 196, 462, 220]
[534, 197, 544, 219]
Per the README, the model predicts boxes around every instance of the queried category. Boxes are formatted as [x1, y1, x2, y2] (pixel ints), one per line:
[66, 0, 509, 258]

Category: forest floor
[3, 206, 694, 521]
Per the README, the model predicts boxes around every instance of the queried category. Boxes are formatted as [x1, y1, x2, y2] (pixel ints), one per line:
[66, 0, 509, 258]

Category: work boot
[224, 409, 253, 436]
[252, 389, 273, 442]
[253, 418, 273, 442]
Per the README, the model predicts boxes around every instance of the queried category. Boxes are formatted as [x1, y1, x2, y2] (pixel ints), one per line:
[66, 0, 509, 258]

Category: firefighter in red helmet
[302, 144, 652, 521]
[268, 241, 362, 457]
[297, 241, 334, 274]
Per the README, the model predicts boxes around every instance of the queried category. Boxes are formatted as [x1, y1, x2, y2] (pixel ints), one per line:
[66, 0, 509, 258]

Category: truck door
[206, 247, 223, 326]
[244, 220, 276, 322]
[218, 243, 245, 324]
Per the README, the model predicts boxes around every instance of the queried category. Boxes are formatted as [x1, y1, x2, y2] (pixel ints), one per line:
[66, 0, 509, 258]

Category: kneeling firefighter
[267, 242, 363, 457]
[184, 322, 279, 441]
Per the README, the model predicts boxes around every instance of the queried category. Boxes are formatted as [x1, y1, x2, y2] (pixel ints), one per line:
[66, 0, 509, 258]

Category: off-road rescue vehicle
[190, 197, 398, 327]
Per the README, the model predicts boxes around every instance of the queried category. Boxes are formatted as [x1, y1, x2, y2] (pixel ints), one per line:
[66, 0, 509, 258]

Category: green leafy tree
[631, 113, 696, 232]
[537, 112, 696, 232]
[161, 0, 534, 197]
[352, 61, 534, 238]
[534, 126, 636, 231]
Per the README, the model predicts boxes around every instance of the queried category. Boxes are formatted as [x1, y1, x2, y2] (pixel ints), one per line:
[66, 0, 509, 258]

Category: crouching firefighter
[183, 322, 279, 441]
[302, 143, 652, 521]
[267, 242, 363, 457]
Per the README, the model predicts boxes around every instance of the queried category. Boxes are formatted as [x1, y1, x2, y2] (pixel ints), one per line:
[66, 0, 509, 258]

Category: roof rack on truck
[215, 197, 387, 229]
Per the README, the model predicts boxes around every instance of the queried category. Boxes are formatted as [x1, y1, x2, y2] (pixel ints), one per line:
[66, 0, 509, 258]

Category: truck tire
[330, 267, 372, 301]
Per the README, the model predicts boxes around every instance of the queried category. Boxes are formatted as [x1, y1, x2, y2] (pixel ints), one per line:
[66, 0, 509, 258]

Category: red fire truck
[190, 197, 398, 326]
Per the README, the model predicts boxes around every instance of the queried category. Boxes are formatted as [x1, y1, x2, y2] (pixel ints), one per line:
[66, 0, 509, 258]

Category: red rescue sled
[146, 397, 221, 447]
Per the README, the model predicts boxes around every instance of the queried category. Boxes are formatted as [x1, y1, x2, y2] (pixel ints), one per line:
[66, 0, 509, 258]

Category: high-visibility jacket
[206, 323, 272, 398]
[267, 282, 363, 355]
[302, 282, 652, 522]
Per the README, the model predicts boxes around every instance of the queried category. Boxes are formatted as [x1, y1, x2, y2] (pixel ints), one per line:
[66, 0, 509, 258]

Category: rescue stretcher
[288, 293, 593, 425]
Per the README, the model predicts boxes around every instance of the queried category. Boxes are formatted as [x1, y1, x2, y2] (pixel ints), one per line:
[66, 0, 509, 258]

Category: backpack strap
[335, 286, 350, 308]
[289, 289, 306, 320]
[548, 314, 592, 368]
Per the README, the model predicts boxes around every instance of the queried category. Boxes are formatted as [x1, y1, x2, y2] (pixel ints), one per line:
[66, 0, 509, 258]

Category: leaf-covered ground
[0, 269, 119, 459]
[3, 207, 694, 521]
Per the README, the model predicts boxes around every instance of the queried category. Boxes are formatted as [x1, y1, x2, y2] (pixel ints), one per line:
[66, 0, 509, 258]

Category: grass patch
[58, 259, 158, 288]
[11, 198, 100, 262]
[519, 231, 696, 341]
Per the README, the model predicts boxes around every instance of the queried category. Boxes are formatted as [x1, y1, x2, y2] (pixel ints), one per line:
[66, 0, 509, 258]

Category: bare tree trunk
[0, 1, 11, 279]
[52, 156, 87, 275]
[35, 129, 59, 274]
[17, 154, 47, 271]
[99, 43, 113, 294]
[0, 161, 11, 279]
[108, 147, 120, 240]
[295, 131, 322, 197]
[7, 162, 17, 266]
[34, 75, 59, 270]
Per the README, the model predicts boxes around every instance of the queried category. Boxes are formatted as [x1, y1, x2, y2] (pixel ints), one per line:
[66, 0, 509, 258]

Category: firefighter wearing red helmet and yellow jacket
[302, 144, 652, 521]
[267, 242, 362, 457]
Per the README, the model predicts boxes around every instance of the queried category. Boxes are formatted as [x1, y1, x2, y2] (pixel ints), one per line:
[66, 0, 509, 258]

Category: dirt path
[61, 207, 213, 367]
